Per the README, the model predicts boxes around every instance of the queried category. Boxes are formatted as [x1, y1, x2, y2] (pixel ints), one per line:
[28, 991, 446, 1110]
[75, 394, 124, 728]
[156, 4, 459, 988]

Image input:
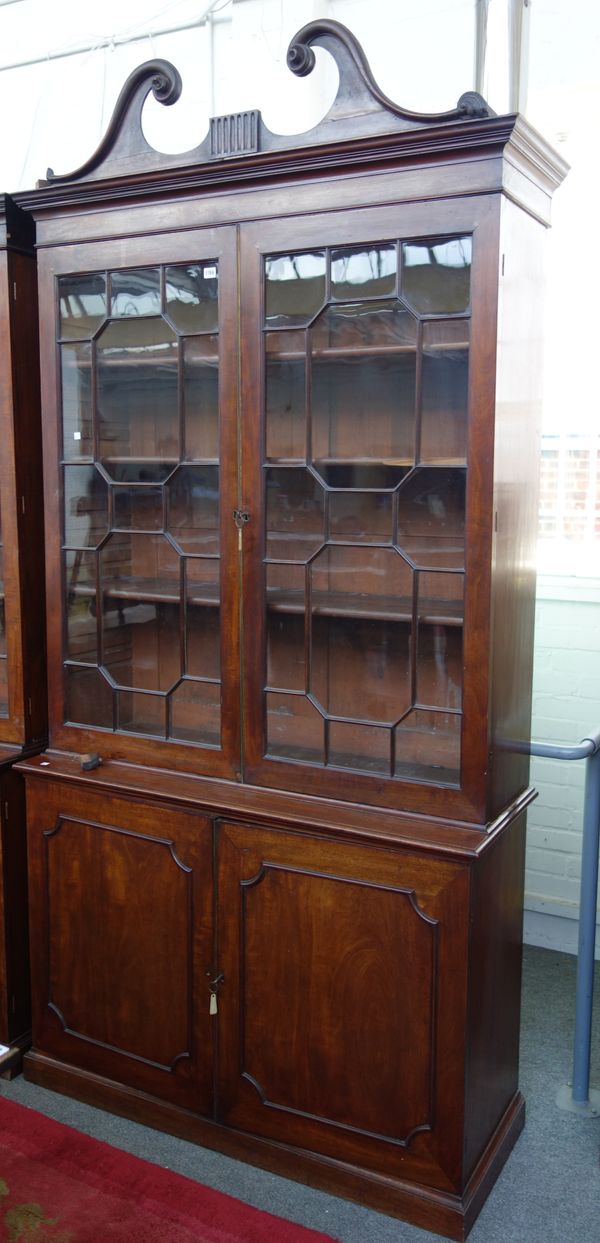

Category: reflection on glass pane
[100, 531, 180, 598]
[421, 321, 469, 465]
[394, 708, 461, 784]
[168, 465, 219, 555]
[328, 721, 391, 775]
[0, 656, 7, 715]
[64, 465, 109, 548]
[397, 469, 466, 569]
[113, 486, 163, 531]
[418, 569, 464, 624]
[266, 564, 305, 692]
[97, 317, 179, 475]
[266, 468, 324, 561]
[170, 679, 220, 746]
[65, 666, 114, 728]
[166, 263, 218, 333]
[61, 343, 93, 459]
[187, 559, 220, 679]
[266, 331, 306, 461]
[101, 599, 180, 692]
[312, 615, 411, 723]
[59, 274, 107, 340]
[417, 571, 464, 711]
[266, 692, 323, 762]
[110, 268, 161, 318]
[265, 252, 326, 327]
[184, 337, 219, 461]
[65, 549, 97, 662]
[118, 690, 166, 737]
[416, 624, 463, 711]
[402, 237, 471, 314]
[312, 301, 416, 353]
[331, 245, 396, 300]
[329, 491, 393, 543]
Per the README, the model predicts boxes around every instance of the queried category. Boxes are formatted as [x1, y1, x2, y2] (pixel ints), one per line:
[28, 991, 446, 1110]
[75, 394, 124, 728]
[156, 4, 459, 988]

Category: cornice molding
[38, 19, 494, 190]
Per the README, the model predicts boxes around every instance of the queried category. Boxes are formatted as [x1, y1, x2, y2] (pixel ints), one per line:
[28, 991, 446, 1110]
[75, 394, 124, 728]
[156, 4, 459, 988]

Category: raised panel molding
[239, 862, 438, 1145]
[43, 815, 193, 1070]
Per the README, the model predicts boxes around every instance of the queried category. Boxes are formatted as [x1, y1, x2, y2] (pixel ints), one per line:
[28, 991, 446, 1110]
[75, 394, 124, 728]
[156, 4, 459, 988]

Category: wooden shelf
[267, 588, 463, 626]
[70, 579, 220, 607]
[267, 342, 469, 362]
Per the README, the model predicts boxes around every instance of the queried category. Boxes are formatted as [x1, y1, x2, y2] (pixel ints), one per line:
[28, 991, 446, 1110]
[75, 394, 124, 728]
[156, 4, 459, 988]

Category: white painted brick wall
[524, 577, 600, 954]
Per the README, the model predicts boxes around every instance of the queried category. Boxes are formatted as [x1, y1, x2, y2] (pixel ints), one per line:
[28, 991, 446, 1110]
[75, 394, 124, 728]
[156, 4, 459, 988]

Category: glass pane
[311, 300, 417, 352]
[402, 237, 472, 314]
[328, 721, 391, 775]
[113, 486, 163, 531]
[101, 599, 180, 692]
[169, 679, 220, 746]
[186, 559, 220, 679]
[311, 615, 411, 724]
[0, 657, 7, 716]
[100, 531, 180, 600]
[265, 252, 326, 327]
[166, 263, 218, 333]
[397, 468, 466, 569]
[311, 304, 417, 487]
[167, 466, 219, 555]
[0, 544, 5, 658]
[183, 336, 219, 460]
[266, 564, 305, 692]
[61, 343, 93, 458]
[266, 692, 324, 763]
[394, 709, 461, 784]
[310, 544, 413, 614]
[416, 572, 464, 710]
[266, 468, 325, 561]
[65, 550, 97, 663]
[309, 548, 413, 724]
[58, 274, 107, 340]
[65, 666, 114, 729]
[110, 268, 161, 317]
[331, 245, 397, 300]
[420, 321, 469, 465]
[63, 465, 109, 548]
[265, 331, 306, 461]
[118, 690, 166, 737]
[97, 317, 179, 479]
[329, 492, 393, 544]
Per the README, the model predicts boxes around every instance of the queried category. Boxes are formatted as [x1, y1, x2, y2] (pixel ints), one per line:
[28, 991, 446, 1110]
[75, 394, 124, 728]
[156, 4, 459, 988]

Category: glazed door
[240, 199, 498, 820]
[216, 820, 470, 1191]
[41, 227, 240, 777]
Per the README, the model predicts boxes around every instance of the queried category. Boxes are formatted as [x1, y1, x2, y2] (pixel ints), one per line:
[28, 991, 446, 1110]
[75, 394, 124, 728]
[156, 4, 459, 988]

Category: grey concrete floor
[1, 946, 599, 1242]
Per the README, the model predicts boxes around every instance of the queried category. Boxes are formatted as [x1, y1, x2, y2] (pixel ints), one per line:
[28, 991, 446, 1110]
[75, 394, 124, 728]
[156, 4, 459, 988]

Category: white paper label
[203, 266, 217, 279]
[73, 431, 81, 440]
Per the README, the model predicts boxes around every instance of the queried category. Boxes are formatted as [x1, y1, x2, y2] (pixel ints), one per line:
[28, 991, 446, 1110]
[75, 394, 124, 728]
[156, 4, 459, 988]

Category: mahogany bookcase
[0, 194, 46, 1073]
[15, 21, 566, 1237]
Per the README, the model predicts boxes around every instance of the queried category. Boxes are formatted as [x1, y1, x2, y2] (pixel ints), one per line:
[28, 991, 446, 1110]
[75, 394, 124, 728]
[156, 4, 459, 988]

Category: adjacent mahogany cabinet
[0, 194, 46, 1071]
[16, 21, 567, 1239]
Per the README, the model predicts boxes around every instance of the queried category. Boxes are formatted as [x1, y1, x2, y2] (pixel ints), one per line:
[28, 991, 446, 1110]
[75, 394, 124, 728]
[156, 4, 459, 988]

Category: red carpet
[0, 1098, 338, 1242]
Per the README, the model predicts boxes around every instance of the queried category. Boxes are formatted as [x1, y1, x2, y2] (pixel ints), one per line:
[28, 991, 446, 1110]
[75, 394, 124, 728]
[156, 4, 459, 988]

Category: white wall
[0, 0, 598, 955]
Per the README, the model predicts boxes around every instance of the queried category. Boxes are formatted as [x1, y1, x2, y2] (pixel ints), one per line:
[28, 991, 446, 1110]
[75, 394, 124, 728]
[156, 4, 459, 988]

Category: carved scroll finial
[45, 59, 182, 184]
[286, 19, 493, 126]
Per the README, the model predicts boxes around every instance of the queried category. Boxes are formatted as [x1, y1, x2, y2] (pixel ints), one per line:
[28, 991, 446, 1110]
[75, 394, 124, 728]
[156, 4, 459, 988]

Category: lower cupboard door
[26, 781, 214, 1114]
[216, 821, 470, 1193]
